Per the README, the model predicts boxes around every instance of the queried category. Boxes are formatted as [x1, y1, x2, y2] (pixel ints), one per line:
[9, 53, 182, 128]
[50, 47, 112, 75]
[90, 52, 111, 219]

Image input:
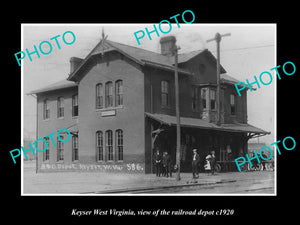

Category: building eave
[142, 60, 194, 76]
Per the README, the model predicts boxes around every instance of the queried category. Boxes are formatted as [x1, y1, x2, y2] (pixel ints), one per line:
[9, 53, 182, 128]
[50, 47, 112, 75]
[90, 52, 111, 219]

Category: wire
[211, 44, 274, 53]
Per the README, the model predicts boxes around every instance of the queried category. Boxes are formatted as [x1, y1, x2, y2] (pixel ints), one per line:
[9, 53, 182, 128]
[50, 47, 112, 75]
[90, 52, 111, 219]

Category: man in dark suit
[192, 149, 200, 179]
[162, 151, 172, 178]
[153, 149, 162, 177]
[210, 151, 216, 175]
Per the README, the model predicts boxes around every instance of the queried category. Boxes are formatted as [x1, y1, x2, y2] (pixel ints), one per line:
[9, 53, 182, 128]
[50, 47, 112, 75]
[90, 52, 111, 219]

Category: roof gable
[67, 38, 228, 82]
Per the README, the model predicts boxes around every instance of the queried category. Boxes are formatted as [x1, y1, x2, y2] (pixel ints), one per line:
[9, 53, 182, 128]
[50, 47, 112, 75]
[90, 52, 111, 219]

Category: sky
[22, 24, 276, 144]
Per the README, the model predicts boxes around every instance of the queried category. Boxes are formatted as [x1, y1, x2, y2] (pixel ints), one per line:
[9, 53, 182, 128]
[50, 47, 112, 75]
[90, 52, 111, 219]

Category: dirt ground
[22, 160, 275, 195]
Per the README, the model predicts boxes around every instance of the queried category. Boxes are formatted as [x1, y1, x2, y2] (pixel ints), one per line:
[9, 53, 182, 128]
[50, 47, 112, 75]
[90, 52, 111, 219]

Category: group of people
[153, 148, 216, 179]
[192, 149, 216, 178]
[153, 149, 172, 177]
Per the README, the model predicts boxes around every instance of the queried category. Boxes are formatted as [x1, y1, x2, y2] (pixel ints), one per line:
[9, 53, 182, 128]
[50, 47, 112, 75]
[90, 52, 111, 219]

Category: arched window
[116, 129, 123, 161]
[43, 99, 50, 119]
[115, 80, 123, 106]
[96, 83, 104, 109]
[161, 80, 169, 107]
[105, 130, 113, 161]
[96, 131, 104, 161]
[105, 82, 113, 107]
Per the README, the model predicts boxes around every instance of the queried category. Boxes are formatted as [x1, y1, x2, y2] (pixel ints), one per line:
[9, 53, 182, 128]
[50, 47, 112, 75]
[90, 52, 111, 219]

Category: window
[116, 129, 123, 161]
[105, 82, 113, 107]
[199, 64, 206, 74]
[201, 88, 207, 109]
[96, 83, 104, 109]
[106, 130, 113, 161]
[192, 86, 198, 111]
[72, 135, 78, 161]
[161, 80, 169, 107]
[115, 80, 123, 106]
[210, 89, 216, 110]
[43, 137, 50, 161]
[57, 97, 64, 118]
[230, 94, 236, 115]
[43, 99, 50, 120]
[72, 94, 78, 117]
[96, 131, 104, 161]
[57, 136, 64, 161]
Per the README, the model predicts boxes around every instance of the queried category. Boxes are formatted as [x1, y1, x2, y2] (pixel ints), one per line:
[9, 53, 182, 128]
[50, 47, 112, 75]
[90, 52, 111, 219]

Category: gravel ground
[22, 160, 275, 195]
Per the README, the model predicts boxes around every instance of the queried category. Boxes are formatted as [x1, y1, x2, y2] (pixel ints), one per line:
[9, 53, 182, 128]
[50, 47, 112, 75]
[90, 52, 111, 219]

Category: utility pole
[174, 44, 181, 181]
[207, 33, 231, 126]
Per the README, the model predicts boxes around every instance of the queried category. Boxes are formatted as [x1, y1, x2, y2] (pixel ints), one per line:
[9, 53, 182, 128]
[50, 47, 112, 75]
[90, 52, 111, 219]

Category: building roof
[68, 38, 227, 81]
[28, 79, 77, 95]
[145, 112, 270, 135]
[220, 123, 270, 134]
[145, 112, 220, 130]
[30, 38, 240, 94]
[220, 73, 241, 84]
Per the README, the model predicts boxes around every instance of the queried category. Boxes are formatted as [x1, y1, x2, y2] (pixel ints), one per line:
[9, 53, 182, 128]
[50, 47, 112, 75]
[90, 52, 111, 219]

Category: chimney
[70, 57, 83, 73]
[160, 36, 177, 56]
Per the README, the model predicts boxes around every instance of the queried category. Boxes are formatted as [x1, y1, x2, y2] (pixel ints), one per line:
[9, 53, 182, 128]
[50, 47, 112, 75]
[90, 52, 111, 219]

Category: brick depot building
[30, 35, 269, 173]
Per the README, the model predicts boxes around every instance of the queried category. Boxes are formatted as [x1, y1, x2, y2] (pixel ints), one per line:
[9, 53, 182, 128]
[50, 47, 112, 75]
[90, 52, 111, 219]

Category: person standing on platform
[205, 153, 212, 174]
[192, 149, 200, 179]
[153, 148, 162, 177]
[210, 151, 216, 175]
[162, 151, 172, 178]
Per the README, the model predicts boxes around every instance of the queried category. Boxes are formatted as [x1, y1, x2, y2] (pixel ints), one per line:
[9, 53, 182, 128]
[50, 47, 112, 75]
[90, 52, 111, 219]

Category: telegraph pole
[174, 44, 181, 181]
[207, 32, 231, 125]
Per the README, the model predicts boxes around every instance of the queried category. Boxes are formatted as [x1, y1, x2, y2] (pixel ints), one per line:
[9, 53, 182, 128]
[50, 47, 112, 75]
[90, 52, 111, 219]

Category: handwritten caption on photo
[40, 163, 144, 172]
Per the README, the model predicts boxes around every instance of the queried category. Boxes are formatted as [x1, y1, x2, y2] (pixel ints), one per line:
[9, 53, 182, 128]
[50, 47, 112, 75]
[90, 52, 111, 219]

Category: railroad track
[83, 179, 237, 194]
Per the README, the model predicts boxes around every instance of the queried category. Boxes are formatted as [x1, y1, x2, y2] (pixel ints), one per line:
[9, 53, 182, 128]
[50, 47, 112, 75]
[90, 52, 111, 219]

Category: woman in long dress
[204, 153, 212, 174]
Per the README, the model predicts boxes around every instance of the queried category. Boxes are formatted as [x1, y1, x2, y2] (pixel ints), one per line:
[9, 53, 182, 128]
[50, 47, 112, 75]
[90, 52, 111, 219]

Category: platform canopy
[145, 112, 270, 139]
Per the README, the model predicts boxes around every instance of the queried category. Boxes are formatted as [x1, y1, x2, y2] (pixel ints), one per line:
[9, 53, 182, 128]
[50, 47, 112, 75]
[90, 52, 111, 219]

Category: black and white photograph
[4, 5, 299, 224]
[21, 24, 276, 195]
